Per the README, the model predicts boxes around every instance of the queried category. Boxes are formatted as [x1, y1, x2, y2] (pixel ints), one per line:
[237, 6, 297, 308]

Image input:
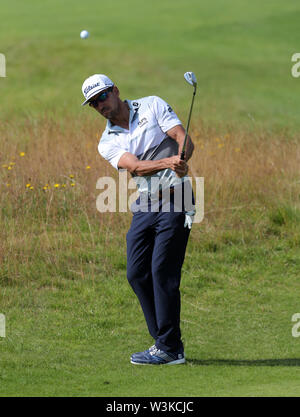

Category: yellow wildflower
[69, 174, 74, 179]
[19, 152, 25, 157]
[54, 184, 60, 188]
[86, 165, 91, 170]
[26, 183, 31, 188]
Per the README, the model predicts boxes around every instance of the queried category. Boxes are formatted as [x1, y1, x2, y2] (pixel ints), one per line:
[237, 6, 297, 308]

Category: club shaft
[181, 89, 196, 160]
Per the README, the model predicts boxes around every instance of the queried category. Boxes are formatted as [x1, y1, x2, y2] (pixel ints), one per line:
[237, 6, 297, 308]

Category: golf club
[181, 72, 197, 160]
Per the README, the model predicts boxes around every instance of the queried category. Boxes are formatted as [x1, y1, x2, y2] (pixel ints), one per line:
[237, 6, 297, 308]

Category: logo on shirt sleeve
[167, 105, 173, 113]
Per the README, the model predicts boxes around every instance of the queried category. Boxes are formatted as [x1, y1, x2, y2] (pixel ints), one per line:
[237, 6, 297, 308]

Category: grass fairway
[1, 225, 300, 397]
[1, 0, 300, 130]
[1, 0, 300, 397]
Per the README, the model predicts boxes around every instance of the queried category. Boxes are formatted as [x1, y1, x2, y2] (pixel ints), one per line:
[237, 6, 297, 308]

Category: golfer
[81, 74, 195, 365]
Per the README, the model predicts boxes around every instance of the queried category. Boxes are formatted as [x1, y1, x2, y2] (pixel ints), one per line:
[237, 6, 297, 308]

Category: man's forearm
[166, 125, 194, 162]
[177, 135, 194, 161]
[132, 158, 170, 177]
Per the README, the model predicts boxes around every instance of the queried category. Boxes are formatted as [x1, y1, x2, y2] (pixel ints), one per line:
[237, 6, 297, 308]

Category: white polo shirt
[98, 96, 187, 195]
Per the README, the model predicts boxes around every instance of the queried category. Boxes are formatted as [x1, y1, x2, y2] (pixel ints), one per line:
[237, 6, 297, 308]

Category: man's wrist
[162, 157, 171, 170]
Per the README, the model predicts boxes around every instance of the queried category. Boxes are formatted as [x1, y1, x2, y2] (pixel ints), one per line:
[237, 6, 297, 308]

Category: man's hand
[168, 155, 189, 178]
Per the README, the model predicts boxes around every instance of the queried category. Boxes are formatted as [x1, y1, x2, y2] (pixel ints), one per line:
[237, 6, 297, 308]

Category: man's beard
[101, 106, 118, 121]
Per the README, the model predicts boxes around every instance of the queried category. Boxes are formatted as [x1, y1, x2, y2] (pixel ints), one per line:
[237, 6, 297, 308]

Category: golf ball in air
[80, 30, 89, 39]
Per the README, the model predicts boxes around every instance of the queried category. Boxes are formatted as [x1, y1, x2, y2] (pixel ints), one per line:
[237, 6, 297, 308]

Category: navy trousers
[126, 191, 191, 353]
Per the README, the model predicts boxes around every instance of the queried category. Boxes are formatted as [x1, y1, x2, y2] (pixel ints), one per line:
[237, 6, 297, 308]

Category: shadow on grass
[188, 358, 300, 367]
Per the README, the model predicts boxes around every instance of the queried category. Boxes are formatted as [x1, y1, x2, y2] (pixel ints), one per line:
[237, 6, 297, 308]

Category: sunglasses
[89, 87, 113, 107]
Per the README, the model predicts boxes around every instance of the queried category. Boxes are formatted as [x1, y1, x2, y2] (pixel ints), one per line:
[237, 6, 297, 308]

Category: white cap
[81, 74, 114, 106]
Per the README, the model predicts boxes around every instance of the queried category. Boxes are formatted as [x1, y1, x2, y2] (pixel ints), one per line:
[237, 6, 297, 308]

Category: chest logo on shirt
[138, 117, 148, 128]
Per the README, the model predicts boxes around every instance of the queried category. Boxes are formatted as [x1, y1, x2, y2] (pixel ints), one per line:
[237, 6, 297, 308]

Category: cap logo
[84, 82, 101, 95]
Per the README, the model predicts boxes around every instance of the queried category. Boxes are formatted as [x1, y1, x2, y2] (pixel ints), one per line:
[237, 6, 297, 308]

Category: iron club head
[184, 72, 197, 88]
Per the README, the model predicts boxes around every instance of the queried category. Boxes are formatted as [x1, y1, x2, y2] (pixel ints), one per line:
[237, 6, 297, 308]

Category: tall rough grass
[0, 117, 299, 285]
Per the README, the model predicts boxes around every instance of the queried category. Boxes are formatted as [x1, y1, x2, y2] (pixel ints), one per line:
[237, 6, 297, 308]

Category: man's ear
[113, 86, 120, 96]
